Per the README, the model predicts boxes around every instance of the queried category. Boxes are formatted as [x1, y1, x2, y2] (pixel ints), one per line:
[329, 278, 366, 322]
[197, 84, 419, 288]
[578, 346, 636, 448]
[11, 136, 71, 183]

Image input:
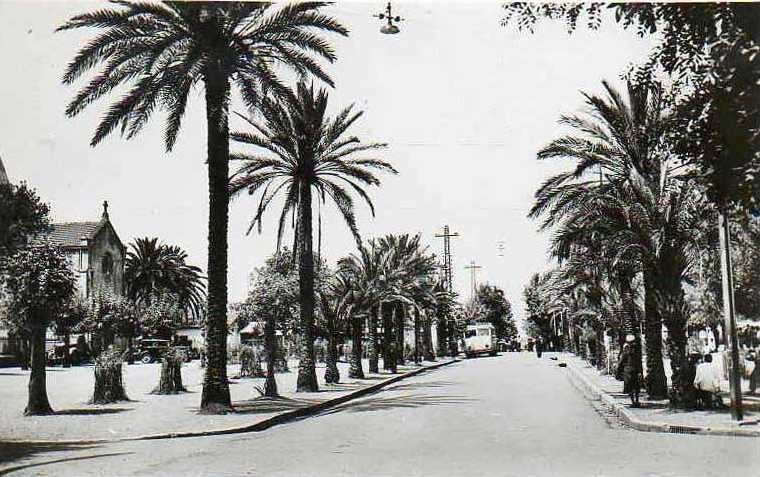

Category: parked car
[464, 323, 497, 358]
[132, 338, 172, 364]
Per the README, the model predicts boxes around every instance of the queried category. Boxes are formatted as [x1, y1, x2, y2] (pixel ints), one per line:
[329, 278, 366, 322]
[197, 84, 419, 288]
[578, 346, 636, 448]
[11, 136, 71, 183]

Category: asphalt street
[2, 353, 758, 477]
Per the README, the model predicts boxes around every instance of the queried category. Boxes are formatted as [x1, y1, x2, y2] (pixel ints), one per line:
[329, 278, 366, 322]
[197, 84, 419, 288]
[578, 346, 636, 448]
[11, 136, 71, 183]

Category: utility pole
[464, 261, 482, 302]
[718, 208, 743, 421]
[434, 226, 459, 293]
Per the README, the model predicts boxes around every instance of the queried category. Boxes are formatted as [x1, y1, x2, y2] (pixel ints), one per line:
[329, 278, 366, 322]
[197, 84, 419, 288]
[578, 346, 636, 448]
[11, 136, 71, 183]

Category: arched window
[101, 253, 113, 282]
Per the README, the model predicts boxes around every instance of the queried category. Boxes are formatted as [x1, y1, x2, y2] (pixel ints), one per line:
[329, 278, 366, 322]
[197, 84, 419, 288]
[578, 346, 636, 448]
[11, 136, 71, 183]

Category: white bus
[464, 323, 497, 358]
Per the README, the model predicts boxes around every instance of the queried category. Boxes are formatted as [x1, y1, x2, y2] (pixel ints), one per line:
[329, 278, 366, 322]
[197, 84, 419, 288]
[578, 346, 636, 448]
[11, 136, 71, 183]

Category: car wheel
[140, 354, 153, 365]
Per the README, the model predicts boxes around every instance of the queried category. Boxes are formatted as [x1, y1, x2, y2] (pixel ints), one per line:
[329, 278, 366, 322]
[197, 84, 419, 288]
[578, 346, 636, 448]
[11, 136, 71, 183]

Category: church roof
[41, 221, 104, 249]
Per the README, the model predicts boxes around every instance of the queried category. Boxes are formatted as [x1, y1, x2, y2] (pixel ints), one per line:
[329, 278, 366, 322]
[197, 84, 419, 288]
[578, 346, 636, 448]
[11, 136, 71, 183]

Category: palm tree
[531, 80, 683, 399]
[230, 82, 395, 391]
[125, 237, 206, 320]
[59, 1, 348, 412]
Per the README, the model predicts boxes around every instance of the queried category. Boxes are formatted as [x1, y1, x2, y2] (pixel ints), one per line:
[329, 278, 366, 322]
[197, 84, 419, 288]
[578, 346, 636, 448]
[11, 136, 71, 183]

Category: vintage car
[132, 338, 172, 364]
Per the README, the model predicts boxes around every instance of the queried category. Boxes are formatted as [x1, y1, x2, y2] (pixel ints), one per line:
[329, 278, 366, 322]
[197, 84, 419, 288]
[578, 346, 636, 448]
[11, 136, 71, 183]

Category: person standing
[747, 348, 759, 395]
[535, 337, 543, 358]
[616, 335, 642, 408]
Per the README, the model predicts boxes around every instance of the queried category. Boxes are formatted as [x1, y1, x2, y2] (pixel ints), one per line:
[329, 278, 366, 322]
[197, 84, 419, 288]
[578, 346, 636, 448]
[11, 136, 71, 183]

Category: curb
[2, 359, 460, 446]
[562, 356, 760, 438]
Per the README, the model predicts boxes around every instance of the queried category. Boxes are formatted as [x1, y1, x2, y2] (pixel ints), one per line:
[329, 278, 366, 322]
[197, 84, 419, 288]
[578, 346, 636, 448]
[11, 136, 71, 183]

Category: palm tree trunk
[423, 316, 435, 361]
[368, 305, 380, 373]
[395, 302, 406, 365]
[348, 315, 364, 379]
[200, 67, 232, 413]
[26, 323, 53, 415]
[296, 179, 318, 392]
[264, 312, 278, 397]
[643, 268, 668, 400]
[382, 302, 396, 373]
[324, 308, 340, 384]
[414, 308, 421, 364]
[436, 310, 448, 357]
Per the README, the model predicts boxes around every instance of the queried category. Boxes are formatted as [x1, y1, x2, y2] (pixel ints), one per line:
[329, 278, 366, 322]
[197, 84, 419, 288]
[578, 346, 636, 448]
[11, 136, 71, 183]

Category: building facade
[41, 201, 126, 297]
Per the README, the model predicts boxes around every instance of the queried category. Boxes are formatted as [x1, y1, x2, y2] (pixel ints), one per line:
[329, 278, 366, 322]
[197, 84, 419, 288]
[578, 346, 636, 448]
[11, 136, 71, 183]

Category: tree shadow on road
[0, 440, 103, 466]
[53, 407, 133, 416]
[0, 450, 133, 476]
[385, 381, 459, 392]
[233, 396, 323, 414]
[320, 392, 477, 416]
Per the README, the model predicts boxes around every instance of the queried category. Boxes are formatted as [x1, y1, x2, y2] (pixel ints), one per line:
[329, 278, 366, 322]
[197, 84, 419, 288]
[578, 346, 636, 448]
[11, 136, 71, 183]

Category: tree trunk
[200, 65, 232, 413]
[382, 302, 397, 373]
[25, 324, 53, 416]
[296, 179, 318, 392]
[436, 310, 448, 357]
[62, 330, 71, 368]
[643, 268, 668, 400]
[126, 335, 134, 365]
[368, 305, 379, 373]
[348, 315, 364, 379]
[423, 316, 435, 361]
[92, 349, 128, 404]
[395, 302, 406, 365]
[264, 313, 278, 397]
[153, 350, 186, 394]
[324, 308, 340, 384]
[413, 308, 421, 364]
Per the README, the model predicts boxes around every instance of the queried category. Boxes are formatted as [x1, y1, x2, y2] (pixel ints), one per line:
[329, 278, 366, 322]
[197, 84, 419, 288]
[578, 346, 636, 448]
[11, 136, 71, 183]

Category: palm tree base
[200, 384, 233, 414]
[296, 367, 319, 392]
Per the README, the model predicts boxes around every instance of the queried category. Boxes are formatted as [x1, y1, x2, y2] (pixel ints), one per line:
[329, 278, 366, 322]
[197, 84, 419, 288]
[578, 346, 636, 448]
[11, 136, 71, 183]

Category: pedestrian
[616, 334, 642, 408]
[535, 337, 543, 358]
[694, 353, 721, 409]
[747, 348, 760, 395]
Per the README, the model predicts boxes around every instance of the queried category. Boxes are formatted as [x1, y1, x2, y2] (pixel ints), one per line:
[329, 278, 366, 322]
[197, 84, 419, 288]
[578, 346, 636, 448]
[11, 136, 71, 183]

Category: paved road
[2, 353, 758, 476]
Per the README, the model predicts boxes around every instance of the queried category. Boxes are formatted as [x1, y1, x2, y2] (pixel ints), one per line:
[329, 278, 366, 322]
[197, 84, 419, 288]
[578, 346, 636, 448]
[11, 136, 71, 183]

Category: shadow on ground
[320, 391, 477, 416]
[0, 441, 121, 469]
[385, 381, 459, 392]
[53, 407, 133, 416]
[0, 444, 134, 475]
[232, 396, 324, 414]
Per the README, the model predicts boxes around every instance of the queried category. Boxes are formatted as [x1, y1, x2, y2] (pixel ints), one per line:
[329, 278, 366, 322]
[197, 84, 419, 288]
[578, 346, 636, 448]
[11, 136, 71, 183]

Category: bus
[464, 323, 497, 358]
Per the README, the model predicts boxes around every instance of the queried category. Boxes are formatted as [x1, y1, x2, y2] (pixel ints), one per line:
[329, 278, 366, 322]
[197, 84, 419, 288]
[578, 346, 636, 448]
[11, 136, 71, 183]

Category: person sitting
[694, 354, 721, 410]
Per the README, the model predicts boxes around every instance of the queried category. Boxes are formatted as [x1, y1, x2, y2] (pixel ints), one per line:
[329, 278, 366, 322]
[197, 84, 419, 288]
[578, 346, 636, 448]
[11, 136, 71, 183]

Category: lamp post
[374, 2, 403, 34]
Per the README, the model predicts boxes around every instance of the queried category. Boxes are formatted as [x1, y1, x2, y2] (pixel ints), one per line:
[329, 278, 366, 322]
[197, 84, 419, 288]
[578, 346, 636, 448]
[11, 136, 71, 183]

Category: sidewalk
[0, 358, 456, 443]
[561, 353, 760, 437]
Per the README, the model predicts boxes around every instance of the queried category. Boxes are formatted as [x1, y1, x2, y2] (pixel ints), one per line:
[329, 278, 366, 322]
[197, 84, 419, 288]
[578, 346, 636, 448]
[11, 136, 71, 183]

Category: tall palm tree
[531, 80, 684, 399]
[125, 237, 206, 321]
[59, 1, 348, 412]
[230, 82, 395, 391]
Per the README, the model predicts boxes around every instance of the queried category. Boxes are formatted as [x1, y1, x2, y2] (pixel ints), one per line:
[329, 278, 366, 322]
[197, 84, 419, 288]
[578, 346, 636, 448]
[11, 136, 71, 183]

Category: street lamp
[374, 2, 403, 34]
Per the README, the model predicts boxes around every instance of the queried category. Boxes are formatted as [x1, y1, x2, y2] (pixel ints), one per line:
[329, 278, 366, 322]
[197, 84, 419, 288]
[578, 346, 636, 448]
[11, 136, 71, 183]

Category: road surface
[2, 353, 758, 476]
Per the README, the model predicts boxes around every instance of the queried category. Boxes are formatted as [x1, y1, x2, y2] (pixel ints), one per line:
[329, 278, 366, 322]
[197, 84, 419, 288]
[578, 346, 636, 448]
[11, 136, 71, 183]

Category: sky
[0, 1, 658, 331]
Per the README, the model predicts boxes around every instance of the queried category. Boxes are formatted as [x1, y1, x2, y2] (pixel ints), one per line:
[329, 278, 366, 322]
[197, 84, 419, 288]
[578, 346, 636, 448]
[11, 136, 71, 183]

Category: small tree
[92, 347, 128, 403]
[0, 243, 75, 415]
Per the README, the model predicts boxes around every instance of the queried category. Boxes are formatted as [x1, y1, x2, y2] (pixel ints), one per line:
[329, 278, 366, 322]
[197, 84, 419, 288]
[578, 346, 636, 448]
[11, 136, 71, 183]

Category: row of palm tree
[529, 80, 711, 403]
[322, 233, 458, 383]
[58, 1, 432, 409]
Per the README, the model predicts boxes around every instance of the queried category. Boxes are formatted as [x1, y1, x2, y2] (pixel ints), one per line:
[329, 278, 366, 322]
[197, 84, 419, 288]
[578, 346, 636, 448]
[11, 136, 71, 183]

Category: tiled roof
[40, 221, 103, 248]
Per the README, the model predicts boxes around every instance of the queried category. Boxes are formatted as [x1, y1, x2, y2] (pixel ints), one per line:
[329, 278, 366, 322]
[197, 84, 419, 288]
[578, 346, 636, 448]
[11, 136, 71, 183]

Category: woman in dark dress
[617, 335, 642, 407]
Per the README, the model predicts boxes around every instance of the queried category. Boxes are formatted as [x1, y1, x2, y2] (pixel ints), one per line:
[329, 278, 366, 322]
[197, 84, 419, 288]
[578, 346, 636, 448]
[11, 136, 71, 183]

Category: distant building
[0, 156, 8, 184]
[38, 201, 126, 297]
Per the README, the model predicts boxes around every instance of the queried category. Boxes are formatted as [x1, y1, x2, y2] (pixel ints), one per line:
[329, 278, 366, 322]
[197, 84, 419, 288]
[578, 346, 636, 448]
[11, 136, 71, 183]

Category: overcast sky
[0, 1, 658, 329]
